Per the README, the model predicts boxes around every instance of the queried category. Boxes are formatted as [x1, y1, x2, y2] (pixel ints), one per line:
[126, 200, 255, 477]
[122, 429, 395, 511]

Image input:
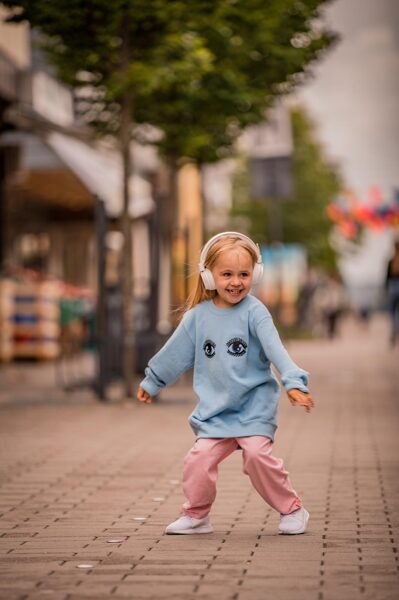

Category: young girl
[137, 232, 314, 535]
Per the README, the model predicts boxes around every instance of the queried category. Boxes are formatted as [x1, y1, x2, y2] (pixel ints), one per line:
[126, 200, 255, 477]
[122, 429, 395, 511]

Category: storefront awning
[45, 132, 155, 219]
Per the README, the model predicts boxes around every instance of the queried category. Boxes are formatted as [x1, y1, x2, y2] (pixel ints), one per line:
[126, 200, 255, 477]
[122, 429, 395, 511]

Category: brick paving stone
[0, 315, 398, 600]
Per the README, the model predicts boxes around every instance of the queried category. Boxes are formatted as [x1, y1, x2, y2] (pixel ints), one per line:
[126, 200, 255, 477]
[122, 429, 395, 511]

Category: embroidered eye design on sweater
[226, 337, 247, 357]
[203, 339, 216, 358]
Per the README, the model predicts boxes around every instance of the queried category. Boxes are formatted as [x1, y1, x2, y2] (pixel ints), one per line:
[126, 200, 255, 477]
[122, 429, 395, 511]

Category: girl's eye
[226, 337, 247, 357]
[203, 339, 216, 358]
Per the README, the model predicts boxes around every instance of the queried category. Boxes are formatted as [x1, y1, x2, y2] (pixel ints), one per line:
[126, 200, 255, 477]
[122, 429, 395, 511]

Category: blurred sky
[298, 0, 399, 201]
[297, 0, 399, 289]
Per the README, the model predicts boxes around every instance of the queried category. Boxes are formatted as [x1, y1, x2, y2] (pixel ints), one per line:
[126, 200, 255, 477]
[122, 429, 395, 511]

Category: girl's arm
[255, 316, 314, 411]
[138, 316, 195, 399]
[255, 316, 309, 391]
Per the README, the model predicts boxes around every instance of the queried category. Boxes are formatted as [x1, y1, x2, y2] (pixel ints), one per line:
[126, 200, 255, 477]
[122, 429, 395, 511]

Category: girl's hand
[137, 386, 152, 404]
[288, 389, 314, 413]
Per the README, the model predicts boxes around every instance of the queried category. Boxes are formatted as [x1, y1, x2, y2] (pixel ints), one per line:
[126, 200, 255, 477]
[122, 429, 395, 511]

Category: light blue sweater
[140, 295, 309, 441]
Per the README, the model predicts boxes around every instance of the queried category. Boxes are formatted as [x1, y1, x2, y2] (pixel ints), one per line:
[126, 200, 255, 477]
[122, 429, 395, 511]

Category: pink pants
[182, 436, 301, 519]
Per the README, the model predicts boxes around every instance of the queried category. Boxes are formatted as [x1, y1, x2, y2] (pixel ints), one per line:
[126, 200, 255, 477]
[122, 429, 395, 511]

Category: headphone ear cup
[252, 263, 264, 285]
[200, 268, 216, 290]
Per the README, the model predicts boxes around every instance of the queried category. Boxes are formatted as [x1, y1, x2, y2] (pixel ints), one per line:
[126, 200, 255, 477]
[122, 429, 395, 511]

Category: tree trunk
[120, 9, 135, 398]
[167, 159, 179, 242]
[168, 160, 180, 311]
[94, 197, 107, 400]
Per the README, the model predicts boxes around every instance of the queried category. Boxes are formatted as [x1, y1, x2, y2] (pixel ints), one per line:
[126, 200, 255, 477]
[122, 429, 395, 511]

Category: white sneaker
[165, 515, 213, 535]
[279, 507, 309, 535]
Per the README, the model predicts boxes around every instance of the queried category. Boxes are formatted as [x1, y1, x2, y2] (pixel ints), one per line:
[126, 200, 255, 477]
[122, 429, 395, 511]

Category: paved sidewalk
[0, 315, 398, 600]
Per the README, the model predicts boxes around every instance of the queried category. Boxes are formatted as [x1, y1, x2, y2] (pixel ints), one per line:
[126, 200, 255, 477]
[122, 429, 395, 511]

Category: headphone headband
[199, 231, 262, 271]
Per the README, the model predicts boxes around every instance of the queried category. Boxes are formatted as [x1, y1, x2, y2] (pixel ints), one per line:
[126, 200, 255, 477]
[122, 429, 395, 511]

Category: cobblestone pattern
[0, 317, 398, 600]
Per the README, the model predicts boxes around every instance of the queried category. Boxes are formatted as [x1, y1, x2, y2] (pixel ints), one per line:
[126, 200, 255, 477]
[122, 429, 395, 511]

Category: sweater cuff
[139, 375, 163, 397]
[282, 370, 309, 393]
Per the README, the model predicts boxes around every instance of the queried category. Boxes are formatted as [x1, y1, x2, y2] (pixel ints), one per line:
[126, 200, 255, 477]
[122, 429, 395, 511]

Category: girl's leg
[182, 438, 238, 519]
[239, 436, 301, 515]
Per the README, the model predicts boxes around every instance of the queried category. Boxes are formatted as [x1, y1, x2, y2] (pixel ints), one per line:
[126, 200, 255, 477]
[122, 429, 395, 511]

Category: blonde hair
[179, 235, 258, 318]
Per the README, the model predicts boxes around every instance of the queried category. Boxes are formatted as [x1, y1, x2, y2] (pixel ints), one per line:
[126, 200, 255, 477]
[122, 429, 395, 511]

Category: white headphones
[198, 231, 264, 291]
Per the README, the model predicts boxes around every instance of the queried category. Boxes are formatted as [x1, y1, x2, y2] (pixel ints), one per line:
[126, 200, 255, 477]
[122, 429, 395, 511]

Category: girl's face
[211, 247, 254, 308]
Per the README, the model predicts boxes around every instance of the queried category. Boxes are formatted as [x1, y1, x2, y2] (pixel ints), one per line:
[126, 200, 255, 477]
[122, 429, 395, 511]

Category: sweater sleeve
[139, 315, 195, 396]
[254, 315, 309, 392]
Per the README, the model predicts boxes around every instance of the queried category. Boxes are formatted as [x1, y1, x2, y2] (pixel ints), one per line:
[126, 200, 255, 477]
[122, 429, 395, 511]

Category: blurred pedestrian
[297, 267, 320, 329]
[137, 232, 314, 536]
[313, 273, 347, 339]
[385, 240, 399, 346]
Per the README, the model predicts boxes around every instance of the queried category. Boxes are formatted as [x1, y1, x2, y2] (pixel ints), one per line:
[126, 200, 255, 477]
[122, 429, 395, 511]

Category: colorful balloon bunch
[327, 187, 399, 239]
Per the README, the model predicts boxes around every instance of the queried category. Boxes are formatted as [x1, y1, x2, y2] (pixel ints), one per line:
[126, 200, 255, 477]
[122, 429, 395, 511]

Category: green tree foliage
[135, 0, 337, 163]
[3, 0, 336, 162]
[231, 108, 341, 269]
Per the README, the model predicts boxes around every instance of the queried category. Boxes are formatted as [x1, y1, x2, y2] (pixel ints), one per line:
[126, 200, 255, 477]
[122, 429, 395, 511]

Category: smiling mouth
[227, 289, 243, 296]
